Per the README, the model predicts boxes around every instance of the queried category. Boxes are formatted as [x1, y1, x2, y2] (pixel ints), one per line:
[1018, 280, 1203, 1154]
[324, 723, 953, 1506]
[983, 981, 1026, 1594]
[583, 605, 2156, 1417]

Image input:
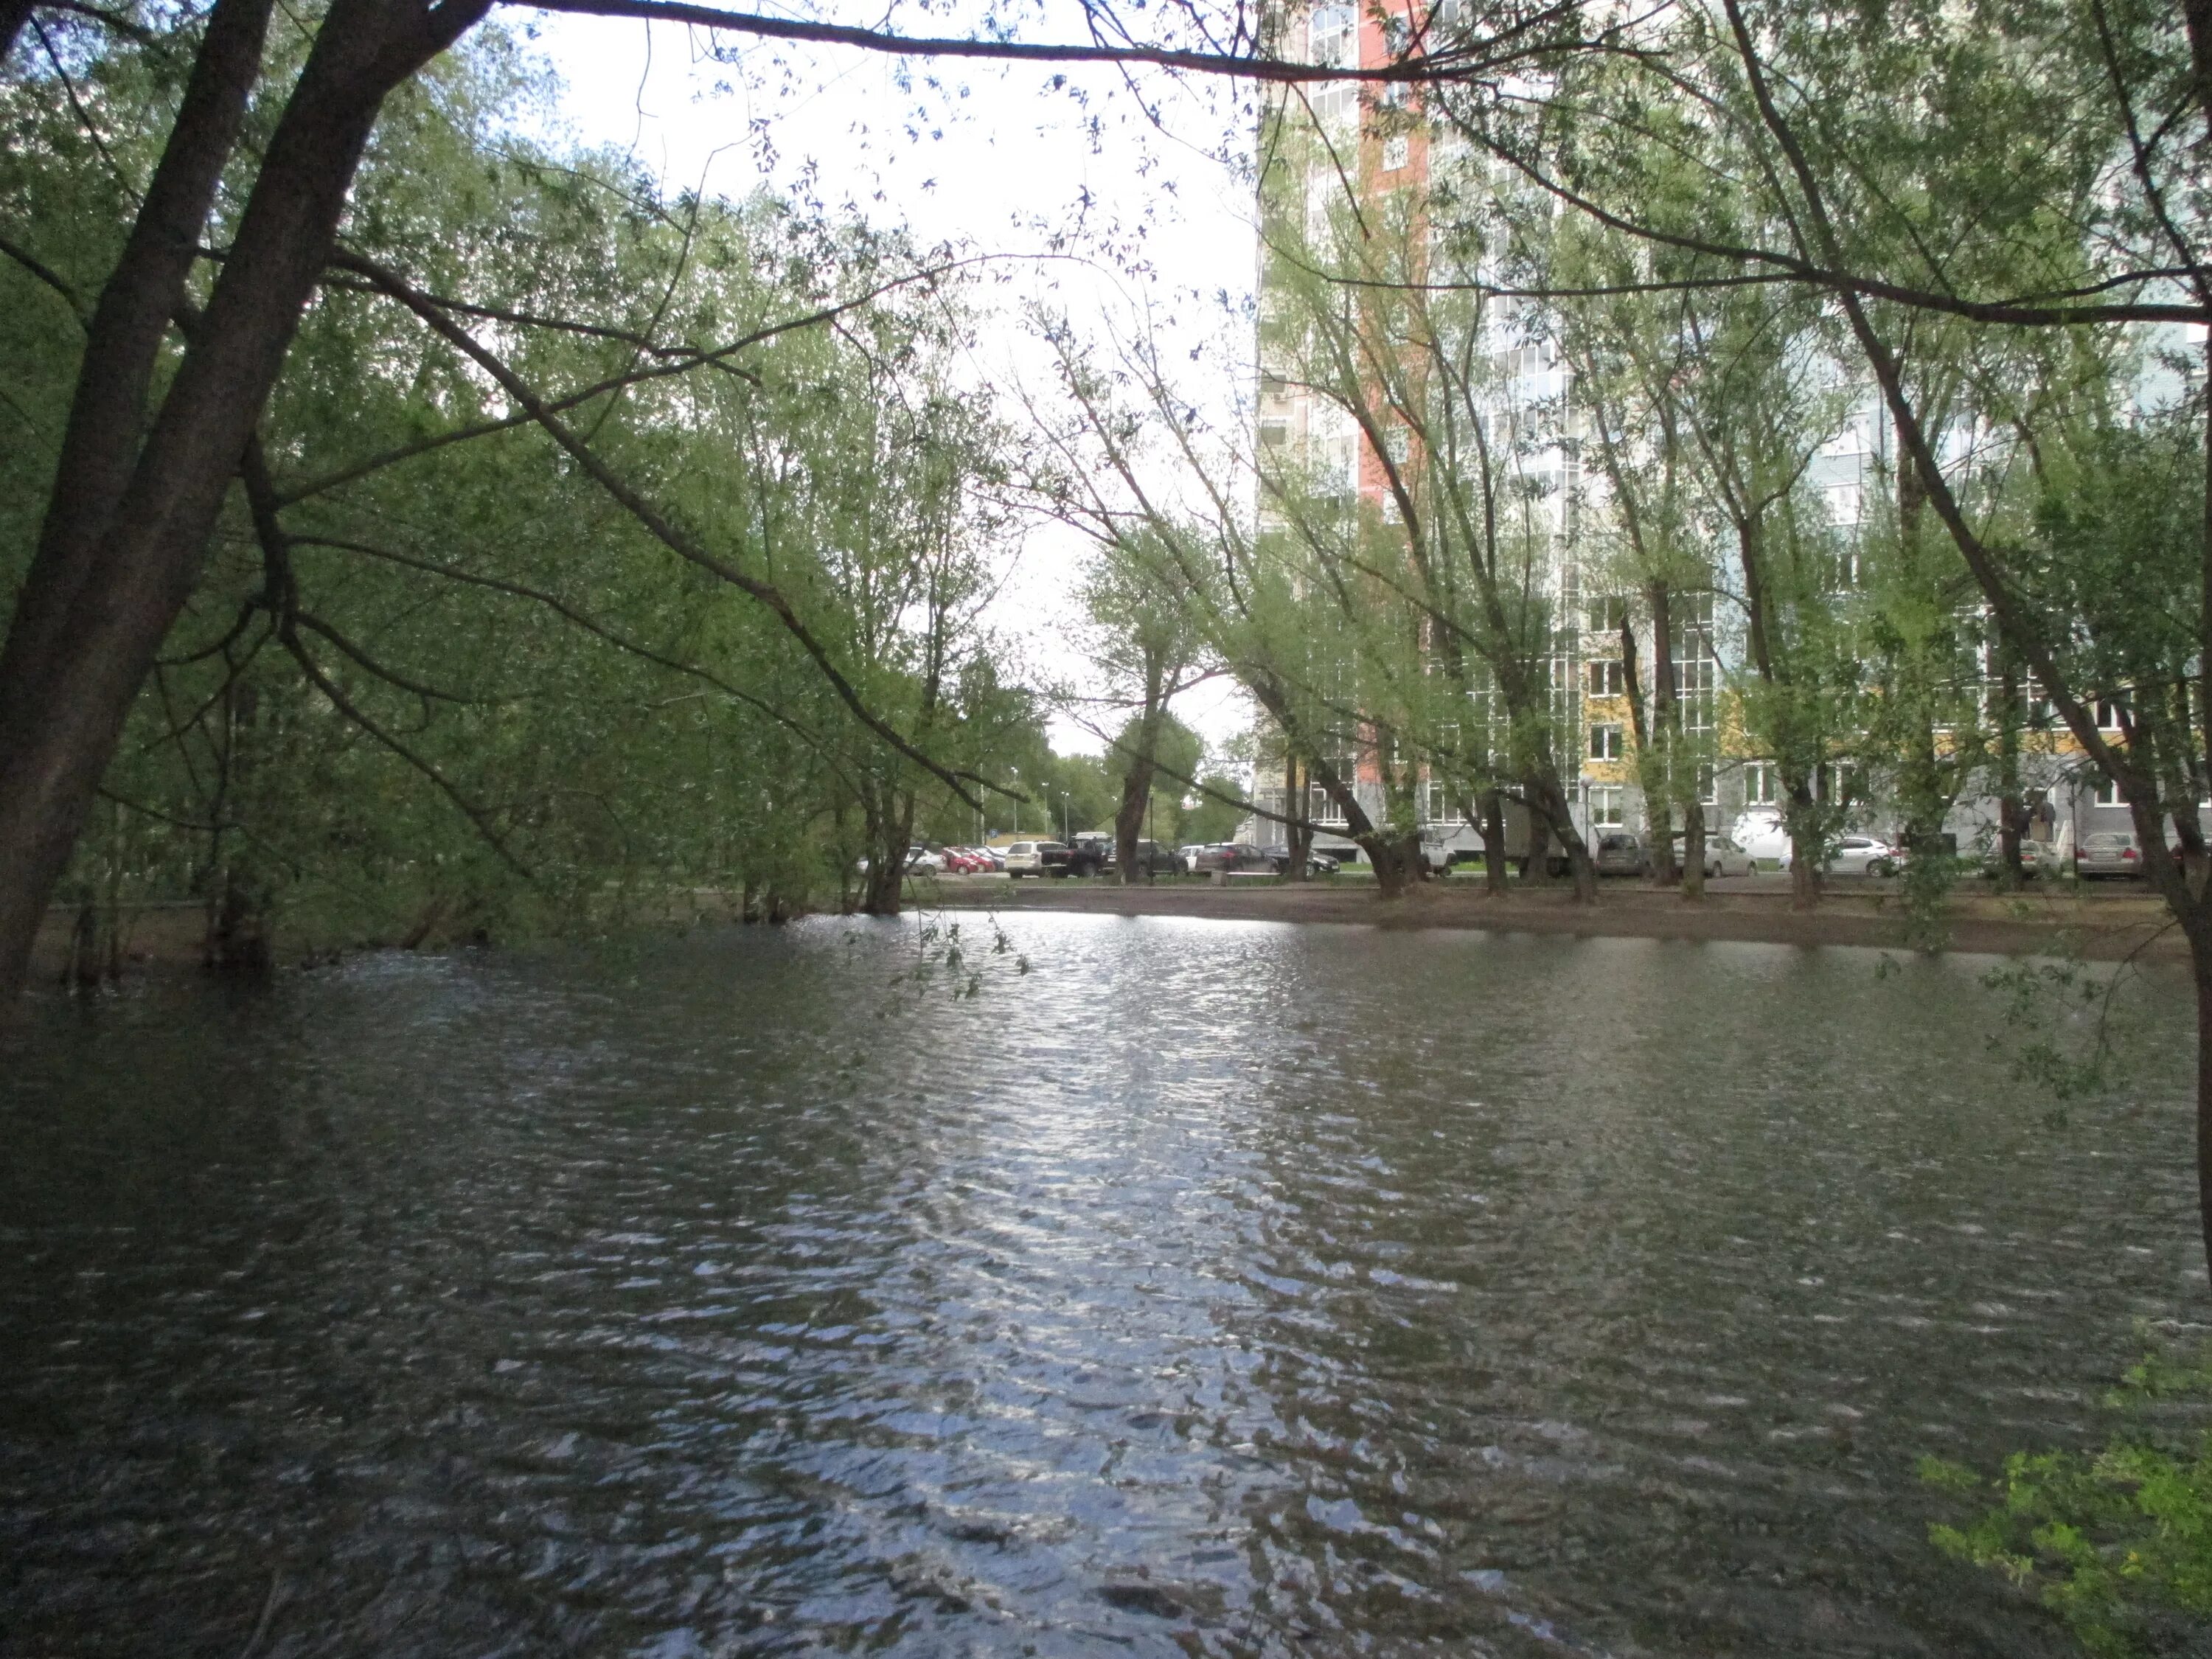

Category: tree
[1075, 530, 1212, 881]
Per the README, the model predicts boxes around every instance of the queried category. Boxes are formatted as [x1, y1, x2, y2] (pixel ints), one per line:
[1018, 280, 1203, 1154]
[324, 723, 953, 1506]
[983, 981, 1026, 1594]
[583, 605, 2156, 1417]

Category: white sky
[518, 6, 1262, 758]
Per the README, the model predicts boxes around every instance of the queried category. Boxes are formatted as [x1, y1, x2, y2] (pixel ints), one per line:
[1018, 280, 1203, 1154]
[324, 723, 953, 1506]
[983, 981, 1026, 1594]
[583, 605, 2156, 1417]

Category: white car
[1176, 844, 1206, 874]
[1673, 833, 1755, 879]
[1001, 840, 1047, 877]
[903, 846, 943, 874]
[1791, 833, 1900, 876]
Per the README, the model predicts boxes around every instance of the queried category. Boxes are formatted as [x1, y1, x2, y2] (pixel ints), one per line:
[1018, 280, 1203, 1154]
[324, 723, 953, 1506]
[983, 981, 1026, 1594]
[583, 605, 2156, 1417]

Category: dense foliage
[1, 20, 1074, 961]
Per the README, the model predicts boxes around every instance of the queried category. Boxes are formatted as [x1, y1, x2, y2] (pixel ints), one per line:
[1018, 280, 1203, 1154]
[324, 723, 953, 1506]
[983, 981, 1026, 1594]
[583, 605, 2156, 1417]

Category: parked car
[1671, 832, 1755, 879]
[1176, 844, 1207, 873]
[1108, 839, 1184, 877]
[1591, 831, 1649, 877]
[1980, 839, 2049, 880]
[2076, 830, 2143, 879]
[1794, 834, 1902, 876]
[903, 845, 943, 874]
[1001, 840, 1058, 877]
[1068, 832, 1114, 869]
[1043, 838, 1110, 877]
[1192, 842, 1275, 874]
[943, 846, 994, 873]
[1259, 846, 1340, 875]
[1731, 809, 1794, 866]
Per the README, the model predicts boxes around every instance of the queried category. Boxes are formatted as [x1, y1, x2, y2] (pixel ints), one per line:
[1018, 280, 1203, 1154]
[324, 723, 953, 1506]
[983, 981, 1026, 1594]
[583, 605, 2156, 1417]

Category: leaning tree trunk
[1357, 828, 1425, 897]
[0, 0, 490, 1010]
[1525, 772, 1596, 902]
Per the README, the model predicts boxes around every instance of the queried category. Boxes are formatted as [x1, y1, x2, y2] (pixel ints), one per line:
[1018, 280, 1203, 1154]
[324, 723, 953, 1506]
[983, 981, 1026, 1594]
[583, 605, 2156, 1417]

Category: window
[1425, 778, 1453, 824]
[1587, 658, 1626, 697]
[1381, 134, 1411, 173]
[1589, 723, 1624, 761]
[1671, 656, 1718, 732]
[1259, 417, 1288, 448]
[1743, 762, 1778, 806]
[1698, 765, 1719, 807]
[1381, 424, 1411, 464]
[1308, 2, 1354, 66]
[2093, 777, 2122, 807]
[2097, 697, 2129, 733]
[1585, 594, 1627, 636]
[1590, 786, 1624, 829]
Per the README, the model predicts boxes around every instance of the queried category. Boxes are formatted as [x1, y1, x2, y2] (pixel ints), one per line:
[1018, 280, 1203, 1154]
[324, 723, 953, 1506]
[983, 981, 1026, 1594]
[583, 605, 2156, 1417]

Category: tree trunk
[1283, 752, 1311, 882]
[860, 792, 914, 917]
[0, 0, 491, 1011]
[1785, 777, 1823, 911]
[2198, 945, 2212, 1294]
[1681, 799, 1708, 901]
[1113, 751, 1156, 886]
[205, 860, 273, 979]
[1621, 599, 1676, 888]
[1, 0, 38, 62]
[1360, 830, 1422, 897]
[1997, 654, 2026, 889]
[1479, 788, 1507, 895]
[66, 898, 100, 990]
[1526, 772, 1596, 902]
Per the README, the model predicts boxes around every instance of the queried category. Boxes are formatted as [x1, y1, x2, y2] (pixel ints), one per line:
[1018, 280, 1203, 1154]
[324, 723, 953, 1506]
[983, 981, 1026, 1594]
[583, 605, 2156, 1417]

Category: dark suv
[1042, 838, 1110, 877]
[1110, 839, 1183, 877]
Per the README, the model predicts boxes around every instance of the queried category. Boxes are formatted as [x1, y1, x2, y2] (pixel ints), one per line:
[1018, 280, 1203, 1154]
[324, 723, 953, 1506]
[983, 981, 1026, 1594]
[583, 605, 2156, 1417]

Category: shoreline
[920, 876, 2184, 961]
[24, 877, 2182, 985]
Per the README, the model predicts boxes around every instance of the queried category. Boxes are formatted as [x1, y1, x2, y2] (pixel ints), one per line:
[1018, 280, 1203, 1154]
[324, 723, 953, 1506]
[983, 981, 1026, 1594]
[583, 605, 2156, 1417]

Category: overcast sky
[518, 6, 1263, 758]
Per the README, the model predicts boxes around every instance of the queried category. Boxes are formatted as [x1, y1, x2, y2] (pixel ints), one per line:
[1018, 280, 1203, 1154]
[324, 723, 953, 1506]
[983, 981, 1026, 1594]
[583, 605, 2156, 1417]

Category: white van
[1731, 809, 1793, 866]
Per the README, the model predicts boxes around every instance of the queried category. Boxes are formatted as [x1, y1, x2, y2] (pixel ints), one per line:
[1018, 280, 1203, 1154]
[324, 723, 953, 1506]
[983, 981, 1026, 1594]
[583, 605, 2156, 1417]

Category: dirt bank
[922, 875, 2183, 961]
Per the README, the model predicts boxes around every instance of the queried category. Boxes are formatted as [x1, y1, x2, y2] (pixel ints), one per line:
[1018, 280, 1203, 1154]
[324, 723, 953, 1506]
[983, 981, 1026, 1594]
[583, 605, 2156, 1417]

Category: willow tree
[1252, 119, 1599, 897]
[1, 21, 1037, 960]
[1075, 529, 1214, 882]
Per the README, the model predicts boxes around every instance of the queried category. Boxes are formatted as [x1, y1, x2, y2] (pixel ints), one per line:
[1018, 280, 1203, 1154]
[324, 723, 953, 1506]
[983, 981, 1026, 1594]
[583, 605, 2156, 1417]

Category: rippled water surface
[1, 914, 2202, 1657]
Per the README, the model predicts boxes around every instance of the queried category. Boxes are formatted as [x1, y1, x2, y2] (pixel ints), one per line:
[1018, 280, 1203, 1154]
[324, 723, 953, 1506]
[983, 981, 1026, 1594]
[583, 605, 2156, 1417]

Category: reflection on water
[0, 915, 2198, 1657]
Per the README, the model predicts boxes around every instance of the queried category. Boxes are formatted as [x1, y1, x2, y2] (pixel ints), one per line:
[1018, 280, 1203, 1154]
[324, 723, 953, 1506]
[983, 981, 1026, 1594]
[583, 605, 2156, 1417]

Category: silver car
[1592, 832, 1649, 877]
[2075, 831, 2143, 879]
[1672, 833, 1755, 879]
[1818, 834, 1902, 876]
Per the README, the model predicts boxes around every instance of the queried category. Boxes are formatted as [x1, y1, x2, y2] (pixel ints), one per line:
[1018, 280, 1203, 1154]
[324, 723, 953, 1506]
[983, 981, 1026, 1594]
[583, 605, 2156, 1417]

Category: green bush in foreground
[1920, 1344, 2212, 1657]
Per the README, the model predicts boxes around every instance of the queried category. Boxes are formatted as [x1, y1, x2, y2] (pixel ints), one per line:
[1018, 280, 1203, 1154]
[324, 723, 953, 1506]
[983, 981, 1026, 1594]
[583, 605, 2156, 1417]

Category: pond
[0, 914, 2200, 1657]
